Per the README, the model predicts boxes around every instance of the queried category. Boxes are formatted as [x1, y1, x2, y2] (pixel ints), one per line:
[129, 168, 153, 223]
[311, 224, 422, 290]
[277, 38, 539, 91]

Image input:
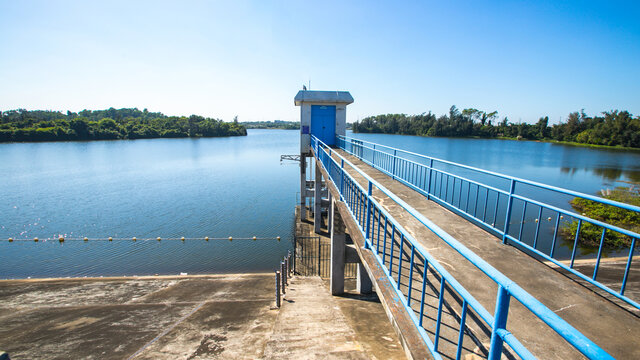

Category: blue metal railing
[311, 135, 613, 360]
[338, 135, 640, 309]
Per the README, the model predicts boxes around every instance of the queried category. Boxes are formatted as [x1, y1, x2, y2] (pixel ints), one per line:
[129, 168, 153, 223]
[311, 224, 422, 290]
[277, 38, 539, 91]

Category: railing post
[280, 262, 286, 294]
[426, 158, 434, 199]
[392, 149, 397, 181]
[488, 285, 510, 360]
[275, 270, 281, 308]
[284, 257, 289, 285]
[569, 219, 582, 269]
[621, 237, 636, 295]
[593, 228, 607, 280]
[365, 181, 373, 249]
[372, 144, 376, 168]
[340, 159, 345, 199]
[502, 179, 516, 244]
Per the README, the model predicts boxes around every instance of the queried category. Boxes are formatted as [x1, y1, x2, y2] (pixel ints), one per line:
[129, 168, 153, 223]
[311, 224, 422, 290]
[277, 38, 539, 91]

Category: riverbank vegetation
[565, 185, 640, 248]
[241, 120, 299, 129]
[353, 107, 640, 149]
[0, 108, 247, 142]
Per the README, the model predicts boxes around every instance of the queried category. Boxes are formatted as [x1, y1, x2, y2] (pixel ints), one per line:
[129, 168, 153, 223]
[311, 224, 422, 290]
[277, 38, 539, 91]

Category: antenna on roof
[308, 79, 311, 90]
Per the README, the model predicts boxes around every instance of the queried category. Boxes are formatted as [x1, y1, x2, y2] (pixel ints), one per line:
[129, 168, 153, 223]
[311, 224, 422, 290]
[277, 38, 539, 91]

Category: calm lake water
[1, 130, 639, 279]
[0, 130, 299, 279]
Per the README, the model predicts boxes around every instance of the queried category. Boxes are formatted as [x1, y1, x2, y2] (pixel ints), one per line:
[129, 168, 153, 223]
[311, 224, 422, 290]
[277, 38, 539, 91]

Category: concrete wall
[300, 104, 312, 154]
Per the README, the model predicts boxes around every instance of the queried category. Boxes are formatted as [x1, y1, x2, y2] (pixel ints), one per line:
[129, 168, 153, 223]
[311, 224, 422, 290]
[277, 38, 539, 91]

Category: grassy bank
[565, 185, 640, 248]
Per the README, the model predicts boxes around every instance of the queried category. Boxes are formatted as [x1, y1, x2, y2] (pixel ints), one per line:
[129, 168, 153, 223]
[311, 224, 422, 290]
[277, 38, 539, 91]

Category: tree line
[241, 120, 299, 129]
[0, 108, 247, 142]
[352, 106, 640, 148]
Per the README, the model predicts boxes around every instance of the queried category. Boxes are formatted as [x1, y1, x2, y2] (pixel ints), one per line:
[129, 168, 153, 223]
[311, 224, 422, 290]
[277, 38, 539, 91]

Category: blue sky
[1, 0, 638, 124]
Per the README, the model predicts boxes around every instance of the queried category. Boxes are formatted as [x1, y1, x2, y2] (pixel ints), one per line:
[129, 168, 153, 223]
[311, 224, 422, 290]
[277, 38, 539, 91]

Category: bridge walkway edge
[313, 152, 434, 360]
[329, 148, 640, 360]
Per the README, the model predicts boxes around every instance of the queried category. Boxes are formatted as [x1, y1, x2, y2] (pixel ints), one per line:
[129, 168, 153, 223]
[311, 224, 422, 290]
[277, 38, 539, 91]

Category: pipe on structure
[300, 156, 307, 221]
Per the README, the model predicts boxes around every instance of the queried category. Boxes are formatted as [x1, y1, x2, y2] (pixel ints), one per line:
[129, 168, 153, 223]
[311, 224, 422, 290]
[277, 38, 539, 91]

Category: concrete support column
[330, 198, 346, 295]
[357, 263, 373, 294]
[300, 156, 307, 221]
[314, 159, 323, 234]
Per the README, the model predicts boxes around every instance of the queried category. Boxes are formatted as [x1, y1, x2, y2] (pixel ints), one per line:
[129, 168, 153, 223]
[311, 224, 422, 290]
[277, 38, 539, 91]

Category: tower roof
[294, 90, 354, 106]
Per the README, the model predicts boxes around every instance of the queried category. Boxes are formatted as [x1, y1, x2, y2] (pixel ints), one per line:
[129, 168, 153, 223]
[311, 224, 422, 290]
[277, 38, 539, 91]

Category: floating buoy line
[6, 236, 282, 243]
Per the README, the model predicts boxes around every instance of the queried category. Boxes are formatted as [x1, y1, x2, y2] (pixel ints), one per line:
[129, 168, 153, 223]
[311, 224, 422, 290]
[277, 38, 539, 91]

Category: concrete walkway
[0, 273, 406, 359]
[334, 149, 640, 360]
[265, 276, 367, 359]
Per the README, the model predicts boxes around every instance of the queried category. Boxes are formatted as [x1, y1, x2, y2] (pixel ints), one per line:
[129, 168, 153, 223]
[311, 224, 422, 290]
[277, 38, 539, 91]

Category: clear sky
[1, 0, 639, 124]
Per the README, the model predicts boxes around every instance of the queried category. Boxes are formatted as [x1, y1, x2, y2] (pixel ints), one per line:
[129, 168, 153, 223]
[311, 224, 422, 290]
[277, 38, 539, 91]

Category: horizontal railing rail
[338, 135, 639, 308]
[311, 135, 613, 360]
[340, 136, 640, 213]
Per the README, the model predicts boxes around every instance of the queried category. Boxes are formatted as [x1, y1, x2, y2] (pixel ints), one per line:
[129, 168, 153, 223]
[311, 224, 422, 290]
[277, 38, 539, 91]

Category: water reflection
[560, 167, 640, 184]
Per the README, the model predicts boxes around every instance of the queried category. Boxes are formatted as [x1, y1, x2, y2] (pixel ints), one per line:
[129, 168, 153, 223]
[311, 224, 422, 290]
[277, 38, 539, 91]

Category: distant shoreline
[350, 132, 640, 152]
[0, 133, 246, 144]
[241, 120, 299, 130]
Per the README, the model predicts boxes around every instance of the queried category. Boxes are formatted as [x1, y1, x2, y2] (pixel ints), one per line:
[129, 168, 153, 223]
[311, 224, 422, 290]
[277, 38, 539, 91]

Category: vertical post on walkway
[300, 156, 307, 221]
[284, 257, 288, 286]
[314, 159, 323, 234]
[330, 198, 346, 295]
[275, 271, 281, 308]
[280, 262, 286, 294]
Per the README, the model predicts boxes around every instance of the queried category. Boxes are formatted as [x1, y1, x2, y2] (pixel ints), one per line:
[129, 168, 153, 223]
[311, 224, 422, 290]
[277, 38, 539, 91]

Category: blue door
[311, 105, 336, 146]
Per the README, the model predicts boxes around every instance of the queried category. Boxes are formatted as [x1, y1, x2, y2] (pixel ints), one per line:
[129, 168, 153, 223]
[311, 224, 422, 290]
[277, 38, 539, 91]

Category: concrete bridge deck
[324, 148, 640, 359]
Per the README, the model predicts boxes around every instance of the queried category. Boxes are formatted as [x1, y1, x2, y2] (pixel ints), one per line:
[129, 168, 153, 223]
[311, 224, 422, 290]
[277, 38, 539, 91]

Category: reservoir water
[1, 129, 639, 278]
[0, 130, 299, 279]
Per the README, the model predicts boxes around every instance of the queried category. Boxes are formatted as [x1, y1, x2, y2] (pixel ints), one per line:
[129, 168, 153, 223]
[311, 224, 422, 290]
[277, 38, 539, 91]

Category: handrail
[338, 134, 639, 306]
[339, 135, 640, 213]
[311, 135, 614, 360]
